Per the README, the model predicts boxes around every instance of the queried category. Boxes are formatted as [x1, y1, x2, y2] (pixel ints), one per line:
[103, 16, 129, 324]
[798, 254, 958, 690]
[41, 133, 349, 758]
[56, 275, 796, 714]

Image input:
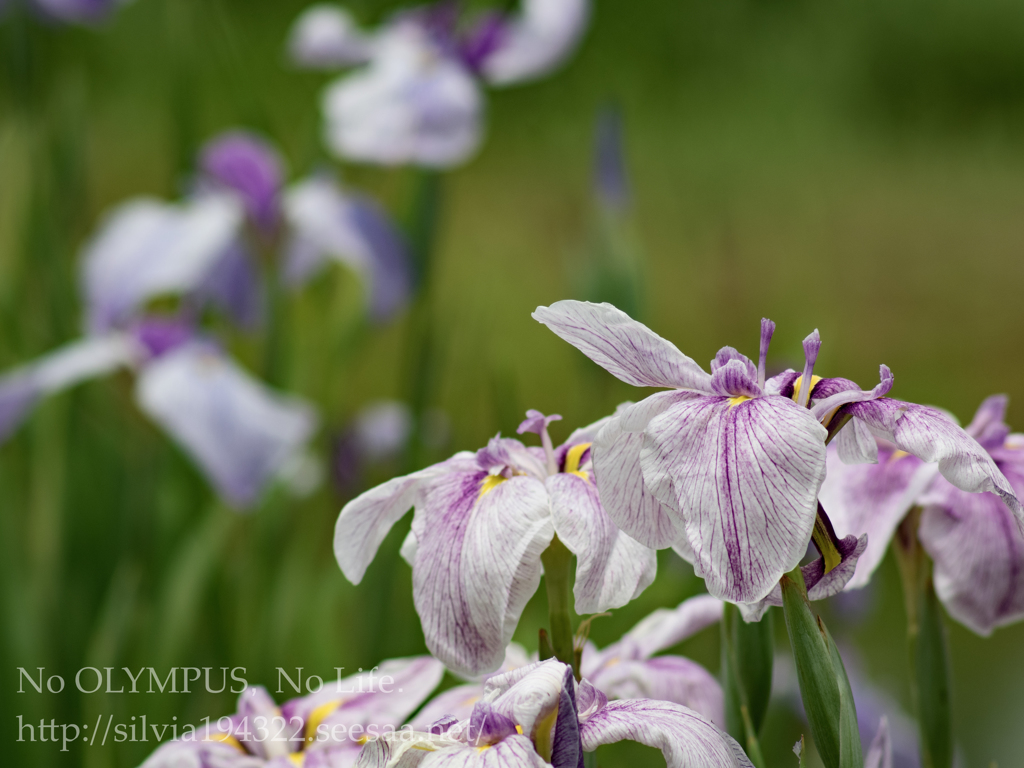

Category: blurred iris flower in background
[0, 0, 130, 25]
[288, 0, 591, 167]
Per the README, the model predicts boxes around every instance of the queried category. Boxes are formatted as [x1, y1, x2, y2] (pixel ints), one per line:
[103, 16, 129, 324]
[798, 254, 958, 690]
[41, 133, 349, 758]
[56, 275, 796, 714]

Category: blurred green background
[3, 0, 1024, 765]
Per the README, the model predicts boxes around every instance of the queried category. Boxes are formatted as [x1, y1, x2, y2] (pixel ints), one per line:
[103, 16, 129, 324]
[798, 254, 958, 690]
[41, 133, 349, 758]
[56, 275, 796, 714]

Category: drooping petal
[918, 463, 1024, 635]
[334, 451, 477, 584]
[614, 594, 724, 661]
[587, 657, 724, 728]
[737, 534, 868, 622]
[548, 472, 656, 614]
[410, 474, 554, 675]
[82, 194, 243, 333]
[808, 365, 894, 424]
[593, 393, 697, 549]
[199, 130, 285, 233]
[863, 718, 892, 768]
[641, 395, 827, 603]
[845, 398, 1023, 523]
[480, 0, 590, 86]
[0, 333, 137, 443]
[579, 699, 752, 768]
[818, 444, 937, 590]
[135, 342, 317, 508]
[410, 683, 484, 731]
[532, 301, 712, 391]
[283, 176, 413, 322]
[288, 4, 376, 69]
[833, 415, 878, 465]
[322, 22, 482, 168]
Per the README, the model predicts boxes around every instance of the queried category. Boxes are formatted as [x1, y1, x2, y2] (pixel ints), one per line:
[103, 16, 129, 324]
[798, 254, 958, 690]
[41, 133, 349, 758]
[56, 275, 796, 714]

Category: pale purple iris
[821, 395, 1024, 635]
[0, 322, 318, 509]
[200, 131, 285, 234]
[333, 409, 656, 676]
[533, 300, 1020, 607]
[355, 659, 751, 768]
[140, 657, 444, 768]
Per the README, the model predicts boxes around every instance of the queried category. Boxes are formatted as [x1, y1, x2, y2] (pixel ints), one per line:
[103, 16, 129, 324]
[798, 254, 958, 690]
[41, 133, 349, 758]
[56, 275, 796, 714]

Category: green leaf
[822, 618, 864, 768]
[722, 602, 773, 767]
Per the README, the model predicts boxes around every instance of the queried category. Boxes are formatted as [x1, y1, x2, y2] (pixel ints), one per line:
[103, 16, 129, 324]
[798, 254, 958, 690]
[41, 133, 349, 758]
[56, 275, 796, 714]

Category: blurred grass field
[3, 0, 1024, 765]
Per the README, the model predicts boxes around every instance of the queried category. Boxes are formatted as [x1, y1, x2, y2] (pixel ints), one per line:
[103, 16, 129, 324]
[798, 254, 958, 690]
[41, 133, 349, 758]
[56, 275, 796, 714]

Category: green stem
[893, 509, 953, 768]
[540, 536, 578, 679]
[721, 603, 770, 768]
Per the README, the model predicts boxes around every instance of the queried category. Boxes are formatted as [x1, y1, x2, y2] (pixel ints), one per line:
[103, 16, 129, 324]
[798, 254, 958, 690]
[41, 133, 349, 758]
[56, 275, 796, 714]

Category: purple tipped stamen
[757, 318, 776, 388]
[796, 329, 821, 408]
[517, 409, 562, 475]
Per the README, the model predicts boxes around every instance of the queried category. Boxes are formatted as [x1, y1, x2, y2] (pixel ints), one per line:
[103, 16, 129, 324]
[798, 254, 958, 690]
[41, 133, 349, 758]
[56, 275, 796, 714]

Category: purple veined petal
[410, 683, 484, 732]
[199, 130, 285, 233]
[134, 342, 318, 509]
[0, 333, 137, 444]
[32, 0, 118, 25]
[479, 0, 590, 86]
[235, 686, 294, 759]
[353, 730, 464, 768]
[709, 347, 756, 379]
[737, 534, 868, 622]
[846, 398, 1024, 525]
[763, 369, 799, 397]
[578, 699, 752, 768]
[283, 176, 413, 323]
[139, 738, 254, 768]
[418, 736, 550, 768]
[918, 458, 1024, 636]
[532, 301, 713, 391]
[288, 4, 376, 69]
[616, 595, 723, 661]
[863, 718, 892, 768]
[586, 657, 724, 728]
[474, 435, 547, 480]
[833, 415, 879, 465]
[808, 365, 894, 424]
[82, 194, 244, 333]
[593, 393, 697, 549]
[547, 472, 656, 614]
[640, 395, 827, 604]
[965, 393, 1011, 449]
[193, 239, 265, 331]
[322, 21, 483, 168]
[709, 358, 762, 398]
[410, 474, 554, 675]
[818, 443, 937, 590]
[334, 450, 477, 583]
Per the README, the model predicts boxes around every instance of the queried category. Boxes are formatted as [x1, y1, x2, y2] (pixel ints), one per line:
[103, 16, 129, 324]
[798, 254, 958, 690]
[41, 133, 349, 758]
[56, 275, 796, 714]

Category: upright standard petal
[845, 398, 1023, 523]
[547, 472, 656, 614]
[82, 194, 244, 332]
[593, 394, 697, 549]
[410, 474, 554, 675]
[322, 22, 482, 168]
[818, 444, 937, 590]
[579, 699, 752, 768]
[533, 301, 712, 390]
[334, 452, 475, 584]
[288, 4, 375, 69]
[135, 343, 317, 508]
[641, 396, 827, 603]
[480, 0, 590, 86]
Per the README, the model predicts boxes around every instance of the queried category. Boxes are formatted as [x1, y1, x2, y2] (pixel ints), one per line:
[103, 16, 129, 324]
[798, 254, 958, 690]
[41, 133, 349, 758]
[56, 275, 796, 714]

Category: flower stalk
[893, 508, 953, 768]
[540, 535, 579, 679]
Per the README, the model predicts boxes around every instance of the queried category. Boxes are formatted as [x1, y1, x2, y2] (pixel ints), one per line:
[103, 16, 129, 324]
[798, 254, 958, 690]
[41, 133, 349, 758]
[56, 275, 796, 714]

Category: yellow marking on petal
[605, 656, 620, 668]
[727, 395, 751, 408]
[288, 753, 306, 766]
[515, 725, 523, 735]
[479, 474, 507, 499]
[889, 450, 910, 463]
[203, 732, 245, 752]
[477, 745, 492, 753]
[357, 735, 370, 745]
[791, 374, 822, 404]
[306, 699, 344, 740]
[569, 469, 590, 483]
[460, 694, 481, 708]
[812, 516, 842, 574]
[564, 443, 592, 474]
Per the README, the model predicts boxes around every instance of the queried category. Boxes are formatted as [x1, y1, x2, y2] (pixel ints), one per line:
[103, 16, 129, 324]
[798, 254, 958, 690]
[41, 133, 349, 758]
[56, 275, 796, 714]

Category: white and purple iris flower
[533, 300, 1021, 608]
[355, 659, 751, 768]
[289, 0, 591, 168]
[0, 319, 318, 509]
[141, 657, 444, 768]
[334, 409, 656, 676]
[821, 394, 1024, 635]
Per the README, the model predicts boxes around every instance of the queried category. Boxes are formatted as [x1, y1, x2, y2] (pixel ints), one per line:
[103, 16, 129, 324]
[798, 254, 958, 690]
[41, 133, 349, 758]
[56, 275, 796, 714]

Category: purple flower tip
[878, 364, 893, 384]
[134, 318, 194, 358]
[517, 409, 562, 435]
[760, 318, 776, 343]
[200, 131, 284, 233]
[428, 715, 459, 735]
[802, 329, 822, 365]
